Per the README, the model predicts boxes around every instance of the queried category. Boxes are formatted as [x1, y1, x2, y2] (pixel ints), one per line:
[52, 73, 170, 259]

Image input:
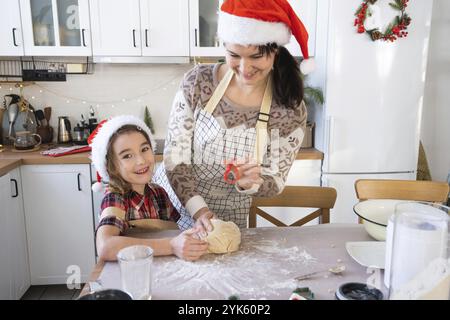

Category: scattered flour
[152, 229, 317, 299]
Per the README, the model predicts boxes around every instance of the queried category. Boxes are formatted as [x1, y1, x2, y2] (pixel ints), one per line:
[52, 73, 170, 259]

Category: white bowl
[353, 199, 405, 241]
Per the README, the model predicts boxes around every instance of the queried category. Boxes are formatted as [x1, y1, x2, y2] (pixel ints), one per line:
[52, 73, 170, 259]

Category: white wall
[0, 63, 192, 140]
[422, 0, 450, 182]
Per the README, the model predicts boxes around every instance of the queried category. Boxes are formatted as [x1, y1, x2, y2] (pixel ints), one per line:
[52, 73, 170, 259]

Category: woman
[153, 0, 313, 234]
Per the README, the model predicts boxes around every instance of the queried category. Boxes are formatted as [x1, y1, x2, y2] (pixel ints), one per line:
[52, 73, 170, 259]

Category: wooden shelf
[297, 148, 323, 160]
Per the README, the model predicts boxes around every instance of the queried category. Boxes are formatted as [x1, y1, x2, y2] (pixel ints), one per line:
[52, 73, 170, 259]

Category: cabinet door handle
[132, 29, 137, 47]
[11, 179, 18, 198]
[82, 29, 87, 47]
[77, 173, 82, 191]
[145, 29, 149, 47]
[12, 28, 18, 47]
[194, 28, 198, 47]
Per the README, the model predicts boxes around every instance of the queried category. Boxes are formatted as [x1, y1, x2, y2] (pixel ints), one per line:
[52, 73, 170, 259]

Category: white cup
[388, 202, 449, 300]
[117, 245, 153, 300]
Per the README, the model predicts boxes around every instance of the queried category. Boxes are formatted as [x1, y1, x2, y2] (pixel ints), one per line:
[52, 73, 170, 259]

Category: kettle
[14, 131, 42, 150]
[57, 116, 72, 143]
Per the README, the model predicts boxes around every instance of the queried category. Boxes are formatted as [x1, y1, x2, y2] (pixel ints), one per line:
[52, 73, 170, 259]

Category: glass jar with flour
[388, 202, 449, 300]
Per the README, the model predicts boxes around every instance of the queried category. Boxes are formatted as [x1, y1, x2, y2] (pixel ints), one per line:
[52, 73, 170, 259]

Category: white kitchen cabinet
[0, 174, 13, 299]
[0, 0, 24, 56]
[89, 0, 140, 56]
[255, 159, 322, 227]
[189, 0, 316, 57]
[9, 168, 31, 299]
[0, 169, 30, 300]
[189, 0, 224, 57]
[140, 0, 189, 57]
[21, 164, 95, 285]
[19, 0, 92, 56]
[90, 0, 189, 58]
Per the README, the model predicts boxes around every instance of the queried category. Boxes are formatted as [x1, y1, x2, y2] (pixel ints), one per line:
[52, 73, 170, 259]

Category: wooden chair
[354, 179, 450, 223]
[355, 179, 449, 203]
[249, 186, 337, 228]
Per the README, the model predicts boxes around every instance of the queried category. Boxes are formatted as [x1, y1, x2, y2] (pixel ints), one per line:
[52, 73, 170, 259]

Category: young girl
[90, 115, 208, 261]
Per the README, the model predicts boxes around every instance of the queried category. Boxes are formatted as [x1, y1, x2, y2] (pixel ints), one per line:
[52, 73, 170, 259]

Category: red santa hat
[88, 115, 156, 192]
[218, 0, 315, 74]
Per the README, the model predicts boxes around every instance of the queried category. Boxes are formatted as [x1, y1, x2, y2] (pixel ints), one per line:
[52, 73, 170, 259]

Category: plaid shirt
[97, 183, 180, 234]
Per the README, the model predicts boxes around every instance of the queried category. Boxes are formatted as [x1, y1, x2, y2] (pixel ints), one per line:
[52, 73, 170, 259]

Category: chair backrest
[249, 186, 337, 228]
[354, 179, 449, 203]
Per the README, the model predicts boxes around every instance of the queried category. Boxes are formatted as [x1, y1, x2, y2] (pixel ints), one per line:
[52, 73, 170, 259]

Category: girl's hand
[193, 207, 215, 238]
[170, 228, 208, 261]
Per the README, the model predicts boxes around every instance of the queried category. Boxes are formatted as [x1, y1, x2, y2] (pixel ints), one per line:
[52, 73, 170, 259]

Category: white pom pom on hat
[217, 0, 315, 74]
[300, 58, 316, 75]
[91, 172, 104, 193]
[88, 115, 156, 192]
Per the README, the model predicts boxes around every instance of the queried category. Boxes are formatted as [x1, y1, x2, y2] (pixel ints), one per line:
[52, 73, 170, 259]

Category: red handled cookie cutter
[224, 163, 240, 184]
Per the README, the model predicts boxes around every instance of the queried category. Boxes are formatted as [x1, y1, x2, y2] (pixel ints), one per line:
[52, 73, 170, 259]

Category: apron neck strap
[204, 68, 234, 114]
[254, 76, 272, 164]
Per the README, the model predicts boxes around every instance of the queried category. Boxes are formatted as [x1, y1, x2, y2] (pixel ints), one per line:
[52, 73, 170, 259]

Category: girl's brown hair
[105, 125, 152, 194]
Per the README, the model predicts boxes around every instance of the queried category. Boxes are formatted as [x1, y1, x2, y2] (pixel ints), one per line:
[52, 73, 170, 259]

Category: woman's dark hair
[258, 43, 304, 109]
[105, 125, 152, 194]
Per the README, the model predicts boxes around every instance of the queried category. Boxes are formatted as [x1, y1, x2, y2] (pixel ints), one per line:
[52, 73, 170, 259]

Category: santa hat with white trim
[218, 0, 315, 74]
[88, 115, 156, 192]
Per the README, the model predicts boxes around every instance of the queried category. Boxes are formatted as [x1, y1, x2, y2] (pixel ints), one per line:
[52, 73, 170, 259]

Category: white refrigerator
[314, 0, 434, 223]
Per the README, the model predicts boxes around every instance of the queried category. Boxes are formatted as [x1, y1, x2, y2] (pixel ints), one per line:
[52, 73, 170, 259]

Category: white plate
[346, 241, 386, 269]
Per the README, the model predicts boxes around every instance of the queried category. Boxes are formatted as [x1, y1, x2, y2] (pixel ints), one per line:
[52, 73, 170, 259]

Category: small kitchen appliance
[57, 116, 72, 143]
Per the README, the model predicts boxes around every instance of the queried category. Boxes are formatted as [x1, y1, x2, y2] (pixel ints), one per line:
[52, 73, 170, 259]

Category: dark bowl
[78, 289, 132, 300]
[335, 282, 384, 300]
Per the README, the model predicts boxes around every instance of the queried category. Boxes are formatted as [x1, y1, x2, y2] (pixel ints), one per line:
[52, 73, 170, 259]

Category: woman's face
[225, 43, 276, 86]
[112, 131, 155, 192]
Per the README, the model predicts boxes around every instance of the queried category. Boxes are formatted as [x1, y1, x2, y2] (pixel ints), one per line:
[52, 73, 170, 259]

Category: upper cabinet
[189, 0, 224, 57]
[2, 0, 317, 59]
[140, 0, 189, 57]
[90, 0, 189, 57]
[0, 0, 25, 56]
[19, 0, 92, 56]
[189, 0, 316, 57]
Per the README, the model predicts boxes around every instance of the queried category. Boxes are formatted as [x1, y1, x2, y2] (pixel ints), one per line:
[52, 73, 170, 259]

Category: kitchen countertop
[0, 144, 323, 177]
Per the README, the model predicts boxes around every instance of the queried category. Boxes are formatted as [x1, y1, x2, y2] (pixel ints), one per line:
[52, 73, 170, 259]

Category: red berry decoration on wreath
[354, 0, 411, 42]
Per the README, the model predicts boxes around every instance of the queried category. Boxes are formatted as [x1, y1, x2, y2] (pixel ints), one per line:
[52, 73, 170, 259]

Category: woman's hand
[193, 207, 215, 238]
[235, 162, 264, 191]
[170, 228, 209, 261]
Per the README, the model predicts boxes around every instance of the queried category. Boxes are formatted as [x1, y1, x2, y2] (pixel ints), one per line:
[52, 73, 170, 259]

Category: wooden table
[80, 224, 388, 300]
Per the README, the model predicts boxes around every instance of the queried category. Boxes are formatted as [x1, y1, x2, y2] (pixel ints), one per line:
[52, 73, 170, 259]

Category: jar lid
[335, 282, 383, 300]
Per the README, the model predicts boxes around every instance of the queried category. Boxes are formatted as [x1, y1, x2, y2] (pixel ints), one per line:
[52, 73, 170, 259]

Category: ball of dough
[206, 219, 241, 254]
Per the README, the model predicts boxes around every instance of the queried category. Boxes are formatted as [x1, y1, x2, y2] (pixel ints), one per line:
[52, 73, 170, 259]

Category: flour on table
[152, 229, 317, 299]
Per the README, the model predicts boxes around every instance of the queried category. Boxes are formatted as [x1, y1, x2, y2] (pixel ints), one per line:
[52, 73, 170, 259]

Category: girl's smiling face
[112, 131, 155, 193]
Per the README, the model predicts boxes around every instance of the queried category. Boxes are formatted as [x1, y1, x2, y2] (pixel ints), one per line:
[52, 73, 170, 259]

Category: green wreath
[354, 0, 412, 42]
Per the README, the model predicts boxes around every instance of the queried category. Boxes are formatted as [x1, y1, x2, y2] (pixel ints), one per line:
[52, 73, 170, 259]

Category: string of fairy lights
[0, 68, 186, 108]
